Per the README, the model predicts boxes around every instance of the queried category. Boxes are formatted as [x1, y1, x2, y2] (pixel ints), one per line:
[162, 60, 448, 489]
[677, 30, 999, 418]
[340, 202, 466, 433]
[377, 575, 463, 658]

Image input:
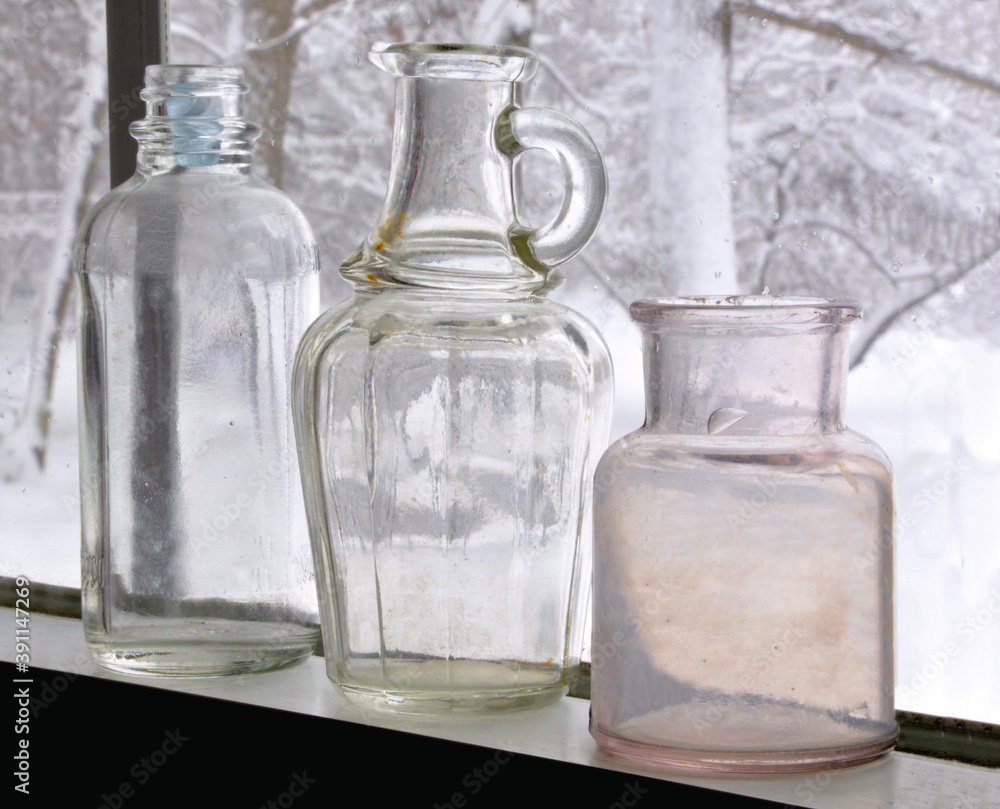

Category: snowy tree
[728, 0, 1000, 364]
[6, 0, 999, 467]
[0, 0, 107, 479]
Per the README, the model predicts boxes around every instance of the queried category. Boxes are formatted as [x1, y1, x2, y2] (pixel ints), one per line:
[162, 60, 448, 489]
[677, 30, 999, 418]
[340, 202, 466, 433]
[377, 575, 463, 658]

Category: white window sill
[3, 609, 997, 808]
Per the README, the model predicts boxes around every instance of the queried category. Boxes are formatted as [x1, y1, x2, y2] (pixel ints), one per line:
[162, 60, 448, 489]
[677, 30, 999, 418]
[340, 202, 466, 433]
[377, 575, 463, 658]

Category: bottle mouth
[630, 295, 862, 327]
[142, 65, 249, 100]
[133, 65, 258, 167]
[370, 42, 538, 82]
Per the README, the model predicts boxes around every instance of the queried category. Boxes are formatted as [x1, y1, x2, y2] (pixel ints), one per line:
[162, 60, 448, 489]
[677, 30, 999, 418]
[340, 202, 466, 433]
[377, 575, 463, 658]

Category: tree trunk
[0, 4, 105, 479]
[647, 0, 737, 294]
[241, 0, 301, 188]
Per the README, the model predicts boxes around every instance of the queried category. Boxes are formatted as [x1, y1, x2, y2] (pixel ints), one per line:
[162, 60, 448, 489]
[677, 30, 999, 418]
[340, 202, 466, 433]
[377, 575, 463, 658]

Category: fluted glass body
[293, 44, 613, 713]
[75, 66, 320, 675]
[590, 296, 896, 772]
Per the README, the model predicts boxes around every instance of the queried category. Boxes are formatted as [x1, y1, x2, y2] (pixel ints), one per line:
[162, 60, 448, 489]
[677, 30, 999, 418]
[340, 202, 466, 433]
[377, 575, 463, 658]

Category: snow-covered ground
[851, 331, 1000, 724]
[0, 333, 80, 587]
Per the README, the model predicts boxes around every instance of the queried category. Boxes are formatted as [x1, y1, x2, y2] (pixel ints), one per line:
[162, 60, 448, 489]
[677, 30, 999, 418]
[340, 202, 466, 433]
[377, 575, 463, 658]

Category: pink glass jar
[590, 296, 896, 773]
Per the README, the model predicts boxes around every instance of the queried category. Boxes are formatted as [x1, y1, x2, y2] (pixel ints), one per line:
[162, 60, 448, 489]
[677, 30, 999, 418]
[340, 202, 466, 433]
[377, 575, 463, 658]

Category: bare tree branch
[775, 219, 897, 283]
[732, 2, 1000, 96]
[537, 57, 614, 121]
[850, 240, 1000, 367]
[228, 0, 342, 59]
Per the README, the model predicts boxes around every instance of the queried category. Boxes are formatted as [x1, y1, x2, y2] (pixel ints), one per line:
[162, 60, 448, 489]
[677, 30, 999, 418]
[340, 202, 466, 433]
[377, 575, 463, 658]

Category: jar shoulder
[597, 427, 892, 481]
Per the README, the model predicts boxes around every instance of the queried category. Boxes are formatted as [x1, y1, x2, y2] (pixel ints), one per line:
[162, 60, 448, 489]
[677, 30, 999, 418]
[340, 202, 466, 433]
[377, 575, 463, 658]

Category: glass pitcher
[293, 43, 613, 713]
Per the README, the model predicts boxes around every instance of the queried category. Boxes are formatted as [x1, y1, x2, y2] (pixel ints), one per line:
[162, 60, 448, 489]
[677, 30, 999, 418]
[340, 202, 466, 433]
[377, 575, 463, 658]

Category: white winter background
[1, 0, 997, 723]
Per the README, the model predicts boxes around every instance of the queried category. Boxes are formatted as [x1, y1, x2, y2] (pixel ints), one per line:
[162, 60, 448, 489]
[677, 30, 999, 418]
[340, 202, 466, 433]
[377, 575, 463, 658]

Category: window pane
[0, 0, 107, 586]
[1, 0, 995, 725]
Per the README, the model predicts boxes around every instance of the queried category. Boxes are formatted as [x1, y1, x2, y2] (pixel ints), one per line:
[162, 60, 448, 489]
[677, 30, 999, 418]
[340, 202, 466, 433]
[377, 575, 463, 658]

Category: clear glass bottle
[75, 65, 320, 675]
[590, 296, 897, 772]
[293, 43, 613, 713]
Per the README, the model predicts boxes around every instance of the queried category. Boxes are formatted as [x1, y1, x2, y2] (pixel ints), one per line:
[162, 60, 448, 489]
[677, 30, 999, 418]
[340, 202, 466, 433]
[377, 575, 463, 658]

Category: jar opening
[370, 42, 538, 82]
[630, 295, 861, 327]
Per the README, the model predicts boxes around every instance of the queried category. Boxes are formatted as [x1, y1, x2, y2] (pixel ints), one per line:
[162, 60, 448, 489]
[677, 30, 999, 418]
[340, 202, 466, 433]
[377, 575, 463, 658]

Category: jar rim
[630, 295, 862, 325]
[370, 42, 538, 82]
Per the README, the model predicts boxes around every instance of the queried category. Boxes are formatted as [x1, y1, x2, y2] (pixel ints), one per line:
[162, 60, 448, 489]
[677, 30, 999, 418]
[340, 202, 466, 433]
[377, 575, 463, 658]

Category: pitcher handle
[497, 107, 607, 268]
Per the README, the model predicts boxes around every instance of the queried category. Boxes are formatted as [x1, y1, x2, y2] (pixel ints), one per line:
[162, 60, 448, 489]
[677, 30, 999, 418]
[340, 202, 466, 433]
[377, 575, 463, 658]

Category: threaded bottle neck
[131, 65, 260, 173]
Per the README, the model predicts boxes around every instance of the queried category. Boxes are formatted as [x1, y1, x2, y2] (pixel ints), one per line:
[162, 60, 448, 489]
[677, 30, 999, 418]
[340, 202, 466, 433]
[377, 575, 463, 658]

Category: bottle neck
[641, 324, 851, 437]
[342, 73, 547, 292]
[387, 77, 517, 239]
[131, 65, 259, 175]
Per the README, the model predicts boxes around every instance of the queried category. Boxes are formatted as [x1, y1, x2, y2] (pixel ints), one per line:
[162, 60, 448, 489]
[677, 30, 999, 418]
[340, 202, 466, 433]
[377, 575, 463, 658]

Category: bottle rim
[370, 42, 538, 82]
[629, 295, 862, 326]
[143, 65, 249, 97]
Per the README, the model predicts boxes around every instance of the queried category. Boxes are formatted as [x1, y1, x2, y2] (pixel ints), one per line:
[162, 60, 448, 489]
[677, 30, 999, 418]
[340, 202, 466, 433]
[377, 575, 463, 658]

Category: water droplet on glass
[708, 408, 748, 435]
[927, 177, 933, 184]
[761, 18, 768, 26]
[772, 212, 780, 220]
[229, 421, 235, 426]
[762, 286, 770, 295]
[793, 142, 800, 149]
[255, 37, 262, 44]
